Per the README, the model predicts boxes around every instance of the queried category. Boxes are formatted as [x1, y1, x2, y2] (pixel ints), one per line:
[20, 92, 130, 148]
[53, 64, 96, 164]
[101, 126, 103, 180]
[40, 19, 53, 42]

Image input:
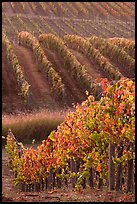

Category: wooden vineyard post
[25, 184, 29, 192]
[89, 167, 94, 188]
[34, 181, 41, 192]
[56, 168, 62, 188]
[47, 168, 55, 191]
[27, 184, 32, 192]
[44, 177, 48, 191]
[41, 179, 44, 191]
[63, 168, 68, 189]
[108, 142, 115, 191]
[80, 160, 86, 189]
[53, 171, 56, 189]
[70, 158, 77, 190]
[20, 182, 25, 192]
[126, 142, 134, 193]
[95, 171, 103, 189]
[127, 159, 134, 192]
[98, 173, 103, 189]
[31, 183, 34, 192]
[115, 142, 123, 191]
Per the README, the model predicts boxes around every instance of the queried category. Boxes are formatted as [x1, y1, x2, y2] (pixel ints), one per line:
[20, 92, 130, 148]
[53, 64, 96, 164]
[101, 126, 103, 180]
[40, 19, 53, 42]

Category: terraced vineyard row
[2, 13, 135, 44]
[2, 2, 135, 19]
[38, 34, 92, 92]
[2, 32, 30, 100]
[18, 31, 65, 98]
[64, 35, 123, 80]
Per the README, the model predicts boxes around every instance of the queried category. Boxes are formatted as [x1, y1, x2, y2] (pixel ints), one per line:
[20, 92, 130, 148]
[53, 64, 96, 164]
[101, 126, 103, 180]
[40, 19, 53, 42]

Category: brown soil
[2, 45, 25, 114]
[69, 48, 108, 79]
[13, 44, 61, 110]
[2, 148, 135, 202]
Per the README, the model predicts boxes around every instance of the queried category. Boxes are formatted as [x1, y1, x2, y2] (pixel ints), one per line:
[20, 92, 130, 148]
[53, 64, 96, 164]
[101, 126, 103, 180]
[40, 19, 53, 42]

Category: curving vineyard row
[2, 32, 30, 100]
[108, 37, 135, 59]
[64, 35, 123, 80]
[2, 2, 135, 19]
[38, 34, 93, 93]
[5, 78, 135, 192]
[18, 31, 65, 98]
[87, 36, 135, 78]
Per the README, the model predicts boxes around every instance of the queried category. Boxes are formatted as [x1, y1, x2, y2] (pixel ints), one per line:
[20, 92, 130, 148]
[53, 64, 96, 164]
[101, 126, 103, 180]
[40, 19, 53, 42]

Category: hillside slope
[2, 2, 135, 113]
[2, 34, 135, 113]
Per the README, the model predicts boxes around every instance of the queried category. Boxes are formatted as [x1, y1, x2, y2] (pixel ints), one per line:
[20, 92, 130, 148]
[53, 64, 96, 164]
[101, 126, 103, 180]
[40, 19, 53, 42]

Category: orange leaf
[96, 163, 101, 172]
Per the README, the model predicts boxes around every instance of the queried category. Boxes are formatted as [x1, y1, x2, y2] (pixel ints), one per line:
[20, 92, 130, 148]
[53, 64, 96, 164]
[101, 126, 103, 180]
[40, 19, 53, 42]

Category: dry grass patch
[2, 108, 70, 144]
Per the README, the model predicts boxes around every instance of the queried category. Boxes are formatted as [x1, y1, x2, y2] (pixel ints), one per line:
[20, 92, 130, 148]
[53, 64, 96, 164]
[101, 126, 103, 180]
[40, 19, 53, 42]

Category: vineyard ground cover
[2, 148, 135, 202]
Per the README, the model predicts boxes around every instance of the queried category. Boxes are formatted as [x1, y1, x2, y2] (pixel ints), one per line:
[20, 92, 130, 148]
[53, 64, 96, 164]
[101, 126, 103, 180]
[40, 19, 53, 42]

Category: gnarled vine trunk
[126, 142, 134, 192]
[108, 142, 115, 190]
[115, 141, 123, 191]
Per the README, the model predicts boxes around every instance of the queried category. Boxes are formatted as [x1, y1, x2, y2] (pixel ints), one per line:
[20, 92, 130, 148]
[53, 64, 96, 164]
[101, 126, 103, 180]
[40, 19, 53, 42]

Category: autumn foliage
[5, 77, 135, 191]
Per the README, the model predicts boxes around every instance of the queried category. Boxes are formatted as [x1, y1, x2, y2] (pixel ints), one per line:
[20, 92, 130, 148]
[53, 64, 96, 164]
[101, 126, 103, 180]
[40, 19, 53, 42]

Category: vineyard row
[3, 32, 135, 101]
[2, 13, 135, 44]
[2, 2, 135, 19]
[2, 32, 30, 100]
[5, 78, 135, 193]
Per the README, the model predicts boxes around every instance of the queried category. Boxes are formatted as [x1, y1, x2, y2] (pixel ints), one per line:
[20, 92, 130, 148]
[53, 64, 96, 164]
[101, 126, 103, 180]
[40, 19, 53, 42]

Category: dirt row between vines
[2, 46, 25, 114]
[13, 45, 58, 109]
